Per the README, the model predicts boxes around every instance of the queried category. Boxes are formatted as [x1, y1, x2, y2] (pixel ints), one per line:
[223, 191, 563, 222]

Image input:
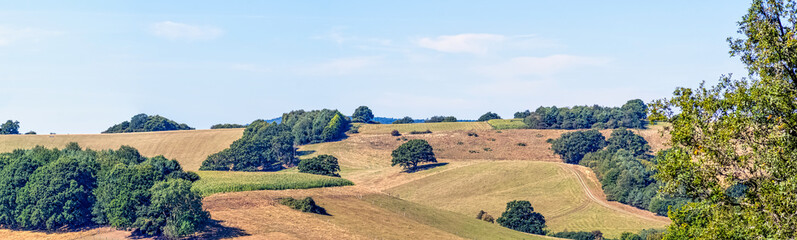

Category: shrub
[346, 125, 360, 134]
[496, 130, 502, 133]
[476, 210, 486, 219]
[551, 230, 602, 240]
[488, 138, 496, 141]
[549, 130, 606, 164]
[482, 214, 495, 223]
[478, 112, 502, 121]
[467, 132, 479, 137]
[24, 131, 36, 135]
[517, 142, 527, 147]
[469, 150, 479, 153]
[456, 141, 464, 145]
[496, 200, 547, 235]
[351, 106, 374, 123]
[298, 155, 341, 177]
[392, 117, 414, 124]
[483, 148, 492, 152]
[409, 129, 432, 134]
[391, 130, 401, 136]
[391, 139, 437, 171]
[278, 197, 327, 215]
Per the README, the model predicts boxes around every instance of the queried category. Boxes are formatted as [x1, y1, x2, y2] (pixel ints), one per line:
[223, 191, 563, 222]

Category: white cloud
[480, 54, 611, 78]
[150, 21, 223, 41]
[417, 33, 506, 54]
[302, 56, 381, 75]
[0, 26, 62, 46]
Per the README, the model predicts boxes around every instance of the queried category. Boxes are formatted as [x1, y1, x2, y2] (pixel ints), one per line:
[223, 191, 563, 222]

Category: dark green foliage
[496, 200, 547, 235]
[391, 139, 437, 170]
[15, 153, 98, 230]
[24, 131, 35, 135]
[606, 128, 651, 157]
[0, 147, 60, 227]
[551, 231, 602, 240]
[476, 210, 485, 219]
[0, 120, 20, 135]
[392, 116, 414, 124]
[391, 130, 401, 136]
[521, 99, 647, 129]
[134, 179, 209, 238]
[281, 109, 349, 145]
[278, 197, 327, 214]
[103, 114, 194, 133]
[514, 110, 531, 119]
[620, 232, 643, 240]
[425, 116, 457, 123]
[210, 123, 246, 129]
[409, 129, 432, 134]
[351, 106, 374, 123]
[549, 130, 606, 164]
[478, 112, 502, 121]
[93, 163, 158, 228]
[298, 155, 341, 177]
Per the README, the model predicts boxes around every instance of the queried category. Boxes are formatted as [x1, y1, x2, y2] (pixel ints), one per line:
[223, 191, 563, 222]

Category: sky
[1, 1, 752, 134]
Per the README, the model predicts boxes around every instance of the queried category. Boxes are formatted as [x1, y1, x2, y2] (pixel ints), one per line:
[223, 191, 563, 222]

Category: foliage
[278, 197, 327, 215]
[200, 121, 294, 171]
[605, 128, 651, 157]
[351, 106, 374, 123]
[281, 109, 350, 145]
[514, 110, 532, 119]
[482, 214, 495, 223]
[409, 129, 432, 134]
[520, 99, 648, 129]
[477, 112, 502, 121]
[210, 123, 246, 129]
[496, 200, 547, 235]
[391, 130, 401, 136]
[551, 231, 603, 240]
[392, 116, 414, 124]
[0, 120, 20, 135]
[391, 139, 437, 170]
[24, 131, 35, 135]
[548, 130, 606, 164]
[298, 154, 341, 177]
[134, 179, 209, 238]
[425, 116, 457, 123]
[191, 171, 353, 197]
[646, 0, 797, 238]
[103, 114, 193, 133]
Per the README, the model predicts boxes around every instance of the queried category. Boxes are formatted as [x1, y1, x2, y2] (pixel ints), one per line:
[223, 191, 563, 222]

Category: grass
[386, 161, 669, 238]
[488, 118, 528, 129]
[357, 121, 492, 134]
[192, 171, 354, 197]
[0, 129, 242, 171]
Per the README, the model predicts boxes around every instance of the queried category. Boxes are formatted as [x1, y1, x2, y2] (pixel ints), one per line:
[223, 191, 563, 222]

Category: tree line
[0, 120, 20, 135]
[0, 143, 207, 238]
[516, 99, 648, 129]
[103, 113, 194, 133]
[200, 109, 349, 171]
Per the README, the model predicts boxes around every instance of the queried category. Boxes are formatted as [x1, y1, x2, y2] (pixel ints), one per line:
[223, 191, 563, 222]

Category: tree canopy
[425, 116, 457, 123]
[548, 130, 606, 164]
[351, 106, 374, 123]
[649, 0, 797, 238]
[392, 116, 414, 124]
[103, 114, 193, 133]
[391, 139, 437, 170]
[520, 99, 648, 129]
[0, 120, 20, 135]
[298, 154, 341, 177]
[210, 123, 246, 129]
[496, 200, 547, 235]
[477, 112, 502, 121]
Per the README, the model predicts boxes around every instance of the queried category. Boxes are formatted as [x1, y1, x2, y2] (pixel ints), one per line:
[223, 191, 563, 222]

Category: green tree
[0, 120, 20, 135]
[392, 116, 414, 124]
[391, 139, 437, 170]
[103, 114, 193, 133]
[352, 106, 374, 123]
[298, 154, 341, 177]
[478, 112, 502, 121]
[496, 200, 547, 235]
[649, 0, 797, 238]
[134, 179, 209, 238]
[605, 128, 651, 157]
[549, 130, 606, 164]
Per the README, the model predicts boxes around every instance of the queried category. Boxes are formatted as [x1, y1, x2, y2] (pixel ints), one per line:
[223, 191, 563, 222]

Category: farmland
[487, 118, 528, 129]
[193, 170, 354, 197]
[357, 121, 492, 134]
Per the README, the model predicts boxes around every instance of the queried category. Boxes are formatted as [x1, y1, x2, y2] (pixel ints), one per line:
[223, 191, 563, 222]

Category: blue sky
[1, 1, 750, 133]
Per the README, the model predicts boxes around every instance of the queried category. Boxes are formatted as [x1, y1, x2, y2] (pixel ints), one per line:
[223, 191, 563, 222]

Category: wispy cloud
[149, 21, 223, 41]
[480, 54, 611, 78]
[416, 33, 506, 54]
[0, 26, 62, 46]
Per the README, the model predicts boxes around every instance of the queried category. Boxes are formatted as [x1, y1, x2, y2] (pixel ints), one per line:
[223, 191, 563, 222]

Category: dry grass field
[0, 129, 242, 171]
[357, 122, 492, 134]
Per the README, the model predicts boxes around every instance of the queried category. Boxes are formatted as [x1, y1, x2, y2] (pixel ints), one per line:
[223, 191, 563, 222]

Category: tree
[134, 179, 209, 238]
[478, 112, 502, 121]
[0, 120, 20, 135]
[605, 128, 650, 157]
[496, 200, 547, 235]
[426, 116, 457, 123]
[514, 110, 532, 119]
[392, 116, 414, 124]
[391, 139, 437, 170]
[548, 130, 606, 164]
[351, 106, 374, 123]
[210, 123, 246, 129]
[298, 155, 341, 177]
[648, 0, 797, 238]
[103, 114, 193, 133]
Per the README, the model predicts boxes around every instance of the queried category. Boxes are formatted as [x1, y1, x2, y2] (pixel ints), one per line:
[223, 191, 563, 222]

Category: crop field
[0, 129, 242, 171]
[356, 122, 492, 134]
[193, 171, 354, 197]
[487, 118, 528, 129]
[385, 161, 670, 238]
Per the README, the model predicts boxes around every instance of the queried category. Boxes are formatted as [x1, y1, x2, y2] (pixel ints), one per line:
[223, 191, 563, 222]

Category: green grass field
[192, 171, 354, 197]
[357, 121, 492, 134]
[386, 161, 669, 238]
[488, 118, 528, 129]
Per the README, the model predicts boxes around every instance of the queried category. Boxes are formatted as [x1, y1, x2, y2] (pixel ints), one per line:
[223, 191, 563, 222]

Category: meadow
[193, 170, 354, 197]
[487, 118, 528, 129]
[356, 121, 492, 134]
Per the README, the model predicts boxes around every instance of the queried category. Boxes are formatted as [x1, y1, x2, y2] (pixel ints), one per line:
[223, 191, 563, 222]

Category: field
[193, 171, 354, 197]
[357, 122, 492, 134]
[0, 129, 242, 171]
[487, 118, 528, 129]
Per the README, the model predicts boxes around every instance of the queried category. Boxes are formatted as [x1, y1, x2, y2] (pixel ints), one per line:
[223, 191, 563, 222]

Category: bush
[517, 142, 527, 147]
[425, 116, 457, 123]
[476, 210, 485, 219]
[457, 141, 464, 145]
[24, 131, 36, 135]
[278, 197, 327, 214]
[551, 230, 602, 240]
[478, 112, 502, 121]
[409, 129, 432, 134]
[346, 125, 360, 134]
[483, 148, 492, 152]
[467, 132, 479, 137]
[391, 139, 437, 171]
[103, 114, 193, 133]
[298, 155, 341, 177]
[392, 116, 414, 124]
[496, 200, 547, 235]
[391, 130, 401, 136]
[482, 214, 495, 223]
[548, 130, 606, 164]
[351, 106, 374, 123]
